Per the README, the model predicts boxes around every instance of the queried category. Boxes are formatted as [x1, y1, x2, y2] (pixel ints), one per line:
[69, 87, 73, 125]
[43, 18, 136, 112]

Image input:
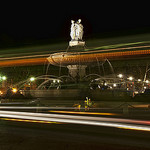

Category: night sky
[0, 2, 150, 45]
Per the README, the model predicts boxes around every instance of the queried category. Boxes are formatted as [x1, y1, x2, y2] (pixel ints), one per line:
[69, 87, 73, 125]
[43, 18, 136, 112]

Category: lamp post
[29, 77, 36, 89]
[1, 76, 7, 88]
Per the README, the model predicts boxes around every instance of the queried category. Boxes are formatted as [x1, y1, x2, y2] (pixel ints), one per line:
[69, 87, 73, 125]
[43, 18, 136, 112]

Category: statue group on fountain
[70, 19, 84, 41]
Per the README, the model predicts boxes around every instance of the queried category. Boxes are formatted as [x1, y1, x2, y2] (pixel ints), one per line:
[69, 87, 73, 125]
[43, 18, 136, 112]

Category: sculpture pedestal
[67, 65, 87, 79]
[69, 40, 85, 47]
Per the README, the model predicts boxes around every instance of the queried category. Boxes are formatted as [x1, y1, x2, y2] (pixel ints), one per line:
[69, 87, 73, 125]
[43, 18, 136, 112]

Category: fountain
[10, 19, 137, 101]
[47, 19, 105, 80]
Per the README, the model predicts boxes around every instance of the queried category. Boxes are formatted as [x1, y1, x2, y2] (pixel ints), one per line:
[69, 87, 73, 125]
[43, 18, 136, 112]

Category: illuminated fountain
[47, 19, 106, 80]
[20, 19, 127, 101]
[12, 19, 144, 101]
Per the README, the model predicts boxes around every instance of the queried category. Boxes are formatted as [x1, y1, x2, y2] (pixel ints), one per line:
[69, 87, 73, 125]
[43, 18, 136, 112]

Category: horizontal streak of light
[0, 110, 150, 126]
[0, 54, 49, 61]
[0, 106, 91, 109]
[1, 112, 150, 131]
[0, 45, 150, 67]
[48, 49, 150, 66]
[0, 57, 47, 67]
[0, 111, 150, 131]
[84, 45, 150, 53]
[1, 118, 58, 124]
[49, 110, 118, 116]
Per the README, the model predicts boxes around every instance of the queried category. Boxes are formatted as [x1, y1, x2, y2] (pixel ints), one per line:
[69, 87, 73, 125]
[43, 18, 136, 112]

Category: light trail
[0, 57, 47, 67]
[1, 44, 150, 67]
[0, 106, 109, 111]
[0, 44, 149, 62]
[0, 54, 49, 61]
[48, 49, 150, 66]
[0, 106, 85, 109]
[85, 41, 150, 51]
[1, 110, 150, 131]
[1, 118, 58, 124]
[49, 110, 118, 116]
[84, 44, 150, 53]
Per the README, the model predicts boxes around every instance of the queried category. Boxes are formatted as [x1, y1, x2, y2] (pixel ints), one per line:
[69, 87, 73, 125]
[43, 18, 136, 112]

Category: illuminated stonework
[69, 41, 85, 47]
[70, 19, 85, 47]
[70, 19, 83, 41]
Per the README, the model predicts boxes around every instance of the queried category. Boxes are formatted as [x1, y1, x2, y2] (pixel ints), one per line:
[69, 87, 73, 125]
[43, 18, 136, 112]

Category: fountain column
[67, 65, 87, 78]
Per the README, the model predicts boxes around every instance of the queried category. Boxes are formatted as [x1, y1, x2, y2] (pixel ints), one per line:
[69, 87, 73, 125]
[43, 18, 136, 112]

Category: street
[0, 109, 150, 149]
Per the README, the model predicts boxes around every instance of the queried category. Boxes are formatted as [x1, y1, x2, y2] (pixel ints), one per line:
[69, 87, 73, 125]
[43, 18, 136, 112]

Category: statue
[70, 20, 76, 40]
[76, 19, 84, 40]
[70, 19, 83, 41]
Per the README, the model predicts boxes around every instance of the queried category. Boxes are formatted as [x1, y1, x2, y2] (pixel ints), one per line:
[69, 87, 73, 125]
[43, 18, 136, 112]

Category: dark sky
[0, 2, 150, 44]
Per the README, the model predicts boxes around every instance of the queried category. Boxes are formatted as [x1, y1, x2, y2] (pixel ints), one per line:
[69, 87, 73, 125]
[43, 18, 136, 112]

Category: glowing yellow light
[49, 110, 119, 116]
[1, 118, 59, 124]
[12, 88, 17, 93]
[118, 126, 150, 132]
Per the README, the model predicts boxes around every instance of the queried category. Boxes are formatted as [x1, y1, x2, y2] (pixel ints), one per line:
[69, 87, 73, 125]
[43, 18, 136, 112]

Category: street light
[145, 80, 149, 84]
[0, 76, 7, 81]
[30, 77, 35, 82]
[113, 83, 117, 87]
[118, 74, 123, 78]
[2, 76, 6, 80]
[12, 88, 17, 93]
[128, 76, 133, 81]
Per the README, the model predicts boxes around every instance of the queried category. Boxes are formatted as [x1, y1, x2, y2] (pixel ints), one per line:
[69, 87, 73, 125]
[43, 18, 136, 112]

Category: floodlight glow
[128, 76, 133, 81]
[12, 88, 17, 93]
[0, 90, 3, 95]
[145, 80, 149, 83]
[138, 79, 141, 82]
[113, 83, 117, 87]
[2, 76, 6, 80]
[118, 74, 123, 78]
[30, 77, 35, 82]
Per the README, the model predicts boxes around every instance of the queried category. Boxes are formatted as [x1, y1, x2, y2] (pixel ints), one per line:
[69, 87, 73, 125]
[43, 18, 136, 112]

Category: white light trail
[0, 110, 150, 131]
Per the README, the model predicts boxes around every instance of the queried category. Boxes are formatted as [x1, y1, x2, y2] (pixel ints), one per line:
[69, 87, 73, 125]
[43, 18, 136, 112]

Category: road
[1, 110, 150, 149]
